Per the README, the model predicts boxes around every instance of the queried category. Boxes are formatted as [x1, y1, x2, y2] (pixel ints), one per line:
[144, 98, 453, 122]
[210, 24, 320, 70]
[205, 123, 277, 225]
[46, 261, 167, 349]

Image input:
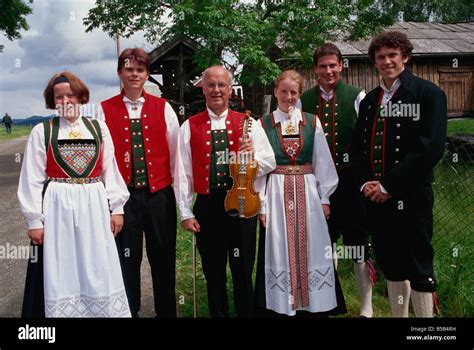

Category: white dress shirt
[380, 77, 401, 106]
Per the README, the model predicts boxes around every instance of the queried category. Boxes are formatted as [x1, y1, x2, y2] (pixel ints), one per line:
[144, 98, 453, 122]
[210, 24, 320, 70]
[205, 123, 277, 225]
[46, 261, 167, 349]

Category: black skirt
[21, 243, 45, 318]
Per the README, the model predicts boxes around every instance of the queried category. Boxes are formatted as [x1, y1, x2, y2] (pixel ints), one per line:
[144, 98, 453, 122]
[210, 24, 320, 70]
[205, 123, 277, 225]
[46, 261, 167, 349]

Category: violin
[224, 111, 261, 218]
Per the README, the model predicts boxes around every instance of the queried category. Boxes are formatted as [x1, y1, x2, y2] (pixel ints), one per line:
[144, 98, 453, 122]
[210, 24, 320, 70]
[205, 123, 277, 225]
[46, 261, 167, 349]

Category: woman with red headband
[18, 71, 131, 317]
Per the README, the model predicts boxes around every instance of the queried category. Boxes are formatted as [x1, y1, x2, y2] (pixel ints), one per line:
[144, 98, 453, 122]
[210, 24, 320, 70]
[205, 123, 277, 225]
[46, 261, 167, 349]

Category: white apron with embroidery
[264, 109, 339, 316]
[42, 118, 130, 317]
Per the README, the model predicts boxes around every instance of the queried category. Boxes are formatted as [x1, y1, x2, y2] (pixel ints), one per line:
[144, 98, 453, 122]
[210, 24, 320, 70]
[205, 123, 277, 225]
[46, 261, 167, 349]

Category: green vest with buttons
[210, 129, 231, 189]
[130, 118, 148, 188]
[300, 80, 361, 169]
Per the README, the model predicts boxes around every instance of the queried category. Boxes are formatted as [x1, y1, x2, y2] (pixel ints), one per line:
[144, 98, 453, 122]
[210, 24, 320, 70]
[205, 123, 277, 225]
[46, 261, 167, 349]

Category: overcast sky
[0, 0, 156, 119]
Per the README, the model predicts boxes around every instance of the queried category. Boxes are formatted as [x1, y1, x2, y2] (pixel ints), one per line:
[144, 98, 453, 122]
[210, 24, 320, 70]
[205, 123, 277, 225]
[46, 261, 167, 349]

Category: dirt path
[0, 137, 30, 316]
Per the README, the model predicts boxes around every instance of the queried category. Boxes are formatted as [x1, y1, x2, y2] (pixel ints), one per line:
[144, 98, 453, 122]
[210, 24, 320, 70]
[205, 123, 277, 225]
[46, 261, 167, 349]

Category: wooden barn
[146, 23, 473, 119]
[147, 35, 248, 122]
[148, 36, 203, 123]
[300, 21, 474, 118]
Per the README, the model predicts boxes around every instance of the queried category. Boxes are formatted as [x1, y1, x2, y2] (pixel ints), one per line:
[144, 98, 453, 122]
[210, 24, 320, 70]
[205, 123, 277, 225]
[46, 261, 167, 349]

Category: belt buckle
[288, 166, 300, 174]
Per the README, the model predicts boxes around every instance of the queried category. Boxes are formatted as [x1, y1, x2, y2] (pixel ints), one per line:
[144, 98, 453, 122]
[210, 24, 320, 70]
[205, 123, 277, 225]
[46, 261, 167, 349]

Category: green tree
[0, 0, 33, 41]
[386, 0, 473, 22]
[84, 0, 396, 85]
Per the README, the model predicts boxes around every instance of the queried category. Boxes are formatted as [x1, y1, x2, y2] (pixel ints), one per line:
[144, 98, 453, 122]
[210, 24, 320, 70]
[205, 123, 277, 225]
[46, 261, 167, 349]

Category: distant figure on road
[2, 113, 13, 133]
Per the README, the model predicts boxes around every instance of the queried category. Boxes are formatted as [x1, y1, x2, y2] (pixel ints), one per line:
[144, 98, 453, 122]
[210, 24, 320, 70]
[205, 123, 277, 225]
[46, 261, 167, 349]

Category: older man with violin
[175, 66, 275, 317]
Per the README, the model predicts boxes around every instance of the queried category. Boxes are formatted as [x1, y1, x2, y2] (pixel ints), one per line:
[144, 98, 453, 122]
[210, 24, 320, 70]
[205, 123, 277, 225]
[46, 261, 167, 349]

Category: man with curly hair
[351, 31, 447, 317]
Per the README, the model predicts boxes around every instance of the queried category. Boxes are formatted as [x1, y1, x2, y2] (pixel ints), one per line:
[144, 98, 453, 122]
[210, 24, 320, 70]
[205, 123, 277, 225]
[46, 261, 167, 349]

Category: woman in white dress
[255, 70, 346, 316]
[18, 71, 131, 317]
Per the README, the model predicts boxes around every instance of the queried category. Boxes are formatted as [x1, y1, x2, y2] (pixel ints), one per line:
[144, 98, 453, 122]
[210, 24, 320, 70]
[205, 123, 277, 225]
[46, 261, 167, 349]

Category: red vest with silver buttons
[44, 117, 103, 178]
[101, 92, 172, 193]
[189, 109, 243, 194]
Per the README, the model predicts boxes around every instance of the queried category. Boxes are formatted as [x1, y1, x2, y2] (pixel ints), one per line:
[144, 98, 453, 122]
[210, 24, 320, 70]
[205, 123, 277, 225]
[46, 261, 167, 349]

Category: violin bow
[192, 234, 198, 318]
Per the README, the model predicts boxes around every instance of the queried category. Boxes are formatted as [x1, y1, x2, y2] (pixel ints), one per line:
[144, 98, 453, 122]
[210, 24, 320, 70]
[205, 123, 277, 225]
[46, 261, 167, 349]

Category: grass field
[447, 118, 474, 135]
[432, 162, 473, 317]
[4, 118, 473, 317]
[174, 168, 473, 318]
[431, 119, 473, 317]
[175, 118, 474, 318]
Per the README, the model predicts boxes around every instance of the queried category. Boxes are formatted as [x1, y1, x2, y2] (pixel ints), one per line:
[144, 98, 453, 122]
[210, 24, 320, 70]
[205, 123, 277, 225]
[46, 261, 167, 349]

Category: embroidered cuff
[320, 197, 330, 205]
[27, 219, 44, 230]
[180, 209, 195, 222]
[111, 206, 124, 215]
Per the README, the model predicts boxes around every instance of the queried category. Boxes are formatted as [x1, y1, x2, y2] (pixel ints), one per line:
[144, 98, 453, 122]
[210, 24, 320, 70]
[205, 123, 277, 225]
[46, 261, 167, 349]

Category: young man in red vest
[175, 66, 276, 317]
[97, 48, 180, 317]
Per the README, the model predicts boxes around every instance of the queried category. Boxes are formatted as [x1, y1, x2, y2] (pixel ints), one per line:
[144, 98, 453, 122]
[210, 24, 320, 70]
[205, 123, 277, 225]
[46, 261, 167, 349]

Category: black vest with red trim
[352, 69, 448, 198]
[44, 117, 103, 178]
[101, 92, 172, 193]
[188, 109, 243, 194]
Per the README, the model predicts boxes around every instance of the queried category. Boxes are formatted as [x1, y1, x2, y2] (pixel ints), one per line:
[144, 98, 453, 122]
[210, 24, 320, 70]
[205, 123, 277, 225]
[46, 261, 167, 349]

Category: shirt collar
[207, 107, 228, 120]
[274, 107, 301, 122]
[319, 86, 333, 101]
[59, 116, 82, 128]
[380, 77, 401, 94]
[123, 95, 146, 104]
[319, 80, 340, 100]
[276, 107, 290, 120]
[319, 84, 331, 95]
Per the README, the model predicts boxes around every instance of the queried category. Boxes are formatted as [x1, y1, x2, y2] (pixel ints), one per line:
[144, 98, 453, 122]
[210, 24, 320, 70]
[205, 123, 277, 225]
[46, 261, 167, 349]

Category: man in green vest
[300, 43, 374, 317]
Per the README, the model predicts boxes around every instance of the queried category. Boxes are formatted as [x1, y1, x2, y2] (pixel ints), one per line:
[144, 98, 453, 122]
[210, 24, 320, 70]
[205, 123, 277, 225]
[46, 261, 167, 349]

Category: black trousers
[193, 189, 257, 318]
[117, 185, 177, 317]
[327, 167, 371, 262]
[366, 184, 436, 292]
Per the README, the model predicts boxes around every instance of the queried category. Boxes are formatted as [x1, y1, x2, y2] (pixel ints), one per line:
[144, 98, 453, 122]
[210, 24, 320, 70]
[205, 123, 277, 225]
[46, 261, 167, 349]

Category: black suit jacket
[351, 69, 447, 199]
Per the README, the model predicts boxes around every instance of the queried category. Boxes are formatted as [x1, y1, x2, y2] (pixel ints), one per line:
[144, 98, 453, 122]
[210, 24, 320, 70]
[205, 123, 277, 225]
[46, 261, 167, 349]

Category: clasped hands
[363, 180, 392, 204]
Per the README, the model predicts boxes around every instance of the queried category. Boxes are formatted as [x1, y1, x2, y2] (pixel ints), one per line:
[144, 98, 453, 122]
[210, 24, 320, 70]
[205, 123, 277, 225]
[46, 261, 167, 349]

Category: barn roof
[149, 35, 202, 63]
[337, 22, 474, 58]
